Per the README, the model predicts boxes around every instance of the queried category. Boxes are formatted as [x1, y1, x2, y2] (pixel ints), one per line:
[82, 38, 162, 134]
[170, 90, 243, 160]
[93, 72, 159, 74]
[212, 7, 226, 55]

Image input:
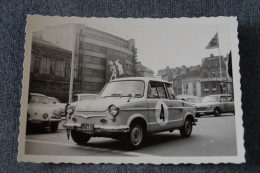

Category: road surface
[25, 114, 237, 157]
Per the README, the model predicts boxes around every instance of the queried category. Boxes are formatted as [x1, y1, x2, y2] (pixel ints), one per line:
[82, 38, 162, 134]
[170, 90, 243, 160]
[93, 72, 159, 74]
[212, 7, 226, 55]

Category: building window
[42, 58, 49, 74]
[193, 82, 197, 96]
[33, 58, 40, 73]
[212, 83, 217, 91]
[204, 83, 209, 92]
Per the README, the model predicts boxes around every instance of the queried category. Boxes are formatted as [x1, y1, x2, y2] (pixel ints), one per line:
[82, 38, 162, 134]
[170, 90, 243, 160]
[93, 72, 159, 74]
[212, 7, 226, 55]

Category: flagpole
[68, 25, 77, 103]
[217, 25, 223, 94]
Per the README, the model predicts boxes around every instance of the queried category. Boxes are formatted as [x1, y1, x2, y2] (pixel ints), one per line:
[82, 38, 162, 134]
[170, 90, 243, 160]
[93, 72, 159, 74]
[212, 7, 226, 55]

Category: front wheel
[71, 130, 91, 145]
[214, 108, 221, 117]
[180, 118, 193, 137]
[50, 122, 59, 132]
[125, 122, 145, 150]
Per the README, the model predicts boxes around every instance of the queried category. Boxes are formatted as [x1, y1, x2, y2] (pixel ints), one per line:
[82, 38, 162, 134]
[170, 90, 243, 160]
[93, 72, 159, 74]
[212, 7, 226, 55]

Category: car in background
[72, 94, 98, 103]
[47, 96, 67, 118]
[27, 93, 62, 132]
[64, 77, 197, 149]
[194, 94, 235, 117]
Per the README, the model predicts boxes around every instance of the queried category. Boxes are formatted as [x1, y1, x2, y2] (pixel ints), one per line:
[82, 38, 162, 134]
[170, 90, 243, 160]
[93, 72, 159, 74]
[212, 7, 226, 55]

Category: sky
[28, 15, 232, 75]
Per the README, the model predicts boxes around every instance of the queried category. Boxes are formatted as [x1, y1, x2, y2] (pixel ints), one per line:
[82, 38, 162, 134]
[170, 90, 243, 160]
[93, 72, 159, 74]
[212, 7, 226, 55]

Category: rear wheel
[214, 108, 221, 117]
[71, 130, 91, 145]
[180, 118, 193, 137]
[125, 121, 145, 150]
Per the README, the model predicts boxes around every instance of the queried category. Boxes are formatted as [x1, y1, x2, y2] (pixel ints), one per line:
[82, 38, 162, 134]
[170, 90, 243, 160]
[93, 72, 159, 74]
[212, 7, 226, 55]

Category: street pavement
[25, 114, 237, 157]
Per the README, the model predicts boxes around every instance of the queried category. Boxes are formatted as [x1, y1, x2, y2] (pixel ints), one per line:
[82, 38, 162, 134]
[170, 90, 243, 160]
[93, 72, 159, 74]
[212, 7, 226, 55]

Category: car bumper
[63, 123, 130, 135]
[196, 109, 214, 115]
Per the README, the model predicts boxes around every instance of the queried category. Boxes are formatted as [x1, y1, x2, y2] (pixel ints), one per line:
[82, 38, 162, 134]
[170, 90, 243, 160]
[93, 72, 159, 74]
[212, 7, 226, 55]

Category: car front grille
[196, 107, 207, 111]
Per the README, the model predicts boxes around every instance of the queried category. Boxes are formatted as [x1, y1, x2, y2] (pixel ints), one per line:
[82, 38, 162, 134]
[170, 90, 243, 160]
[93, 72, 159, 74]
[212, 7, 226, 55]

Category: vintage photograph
[18, 15, 244, 164]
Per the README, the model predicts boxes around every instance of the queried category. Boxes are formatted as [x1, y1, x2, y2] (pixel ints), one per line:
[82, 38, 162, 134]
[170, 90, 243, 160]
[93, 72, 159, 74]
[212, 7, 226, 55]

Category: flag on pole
[205, 33, 219, 49]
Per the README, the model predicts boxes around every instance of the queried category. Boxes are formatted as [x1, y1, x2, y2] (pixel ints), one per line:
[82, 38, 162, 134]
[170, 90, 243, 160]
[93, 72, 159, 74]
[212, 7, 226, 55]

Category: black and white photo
[18, 15, 244, 164]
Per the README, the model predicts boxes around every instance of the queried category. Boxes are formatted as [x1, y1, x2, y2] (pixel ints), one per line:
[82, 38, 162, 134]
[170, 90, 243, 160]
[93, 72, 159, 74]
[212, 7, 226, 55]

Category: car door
[219, 96, 228, 113]
[147, 81, 169, 133]
[226, 96, 235, 113]
[165, 83, 183, 128]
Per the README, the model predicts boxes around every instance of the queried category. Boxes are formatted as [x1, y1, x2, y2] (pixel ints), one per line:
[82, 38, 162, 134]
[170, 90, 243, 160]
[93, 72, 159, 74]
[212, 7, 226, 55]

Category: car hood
[194, 102, 218, 107]
[75, 97, 141, 112]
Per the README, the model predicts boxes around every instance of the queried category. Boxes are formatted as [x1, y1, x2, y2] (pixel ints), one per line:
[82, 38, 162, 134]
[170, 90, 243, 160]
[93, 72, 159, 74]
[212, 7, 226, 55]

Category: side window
[220, 96, 227, 102]
[227, 96, 233, 102]
[156, 82, 167, 99]
[72, 96, 78, 102]
[165, 83, 176, 99]
[147, 82, 159, 98]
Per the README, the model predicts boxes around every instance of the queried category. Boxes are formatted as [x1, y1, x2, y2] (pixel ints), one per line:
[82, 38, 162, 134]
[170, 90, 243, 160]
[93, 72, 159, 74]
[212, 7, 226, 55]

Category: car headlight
[207, 105, 212, 108]
[109, 105, 119, 117]
[42, 113, 48, 119]
[52, 108, 61, 116]
[193, 105, 197, 109]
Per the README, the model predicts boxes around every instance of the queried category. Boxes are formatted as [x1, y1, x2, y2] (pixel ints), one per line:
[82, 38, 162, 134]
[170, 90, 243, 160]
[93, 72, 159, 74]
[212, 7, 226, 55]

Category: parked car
[27, 93, 62, 132]
[194, 94, 235, 117]
[64, 77, 197, 149]
[47, 96, 66, 118]
[72, 94, 98, 103]
[176, 94, 202, 104]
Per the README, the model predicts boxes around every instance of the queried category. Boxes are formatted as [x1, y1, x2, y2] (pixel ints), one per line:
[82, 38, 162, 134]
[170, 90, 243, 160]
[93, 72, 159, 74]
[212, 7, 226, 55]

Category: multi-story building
[135, 62, 154, 77]
[200, 54, 233, 96]
[180, 68, 202, 96]
[41, 24, 135, 92]
[30, 38, 78, 102]
[30, 24, 137, 102]
[170, 68, 201, 97]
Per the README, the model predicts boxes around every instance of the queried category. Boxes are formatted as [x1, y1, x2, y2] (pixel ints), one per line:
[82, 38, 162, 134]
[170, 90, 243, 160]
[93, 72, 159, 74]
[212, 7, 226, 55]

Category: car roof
[111, 77, 171, 84]
[30, 93, 46, 97]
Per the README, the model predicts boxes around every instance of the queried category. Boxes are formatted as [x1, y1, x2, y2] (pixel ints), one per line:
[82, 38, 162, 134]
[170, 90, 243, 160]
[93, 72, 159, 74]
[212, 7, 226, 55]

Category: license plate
[81, 123, 94, 132]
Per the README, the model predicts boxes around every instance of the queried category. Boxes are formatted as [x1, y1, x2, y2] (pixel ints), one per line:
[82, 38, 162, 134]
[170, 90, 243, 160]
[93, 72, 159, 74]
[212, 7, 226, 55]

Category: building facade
[170, 68, 202, 97]
[30, 24, 137, 102]
[135, 62, 154, 77]
[30, 38, 78, 102]
[200, 54, 233, 96]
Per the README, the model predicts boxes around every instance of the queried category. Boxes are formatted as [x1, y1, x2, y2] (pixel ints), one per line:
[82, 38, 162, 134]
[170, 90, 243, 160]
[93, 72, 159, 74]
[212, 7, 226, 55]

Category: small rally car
[27, 93, 62, 132]
[194, 94, 235, 117]
[64, 77, 197, 149]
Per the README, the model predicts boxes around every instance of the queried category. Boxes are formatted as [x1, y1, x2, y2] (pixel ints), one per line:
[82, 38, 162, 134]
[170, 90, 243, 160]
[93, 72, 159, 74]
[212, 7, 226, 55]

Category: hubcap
[185, 121, 192, 134]
[131, 125, 143, 146]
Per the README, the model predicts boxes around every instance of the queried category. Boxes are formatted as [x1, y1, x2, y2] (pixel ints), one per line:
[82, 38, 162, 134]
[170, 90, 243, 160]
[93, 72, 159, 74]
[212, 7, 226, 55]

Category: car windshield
[187, 98, 202, 103]
[100, 80, 145, 98]
[48, 98, 60, 104]
[30, 96, 48, 104]
[202, 96, 218, 102]
[80, 95, 98, 101]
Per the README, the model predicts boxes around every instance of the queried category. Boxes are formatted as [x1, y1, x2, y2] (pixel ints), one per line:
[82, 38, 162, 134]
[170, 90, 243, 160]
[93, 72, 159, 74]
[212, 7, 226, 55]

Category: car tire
[180, 118, 193, 138]
[50, 122, 59, 132]
[71, 130, 91, 145]
[214, 108, 221, 117]
[125, 121, 145, 150]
